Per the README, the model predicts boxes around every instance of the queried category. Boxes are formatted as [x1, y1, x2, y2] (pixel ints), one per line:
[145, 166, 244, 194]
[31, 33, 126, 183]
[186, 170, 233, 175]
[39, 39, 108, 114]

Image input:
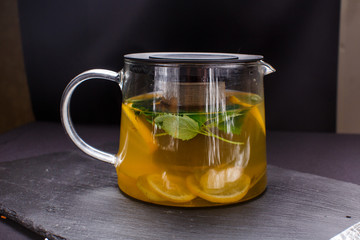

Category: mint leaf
[130, 98, 161, 117]
[217, 113, 247, 135]
[186, 114, 208, 128]
[205, 110, 248, 135]
[154, 114, 200, 140]
[131, 99, 153, 112]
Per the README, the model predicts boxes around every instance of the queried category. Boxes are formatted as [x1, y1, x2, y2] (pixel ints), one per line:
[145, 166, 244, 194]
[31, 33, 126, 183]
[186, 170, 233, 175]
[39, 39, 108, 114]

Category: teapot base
[116, 171, 267, 207]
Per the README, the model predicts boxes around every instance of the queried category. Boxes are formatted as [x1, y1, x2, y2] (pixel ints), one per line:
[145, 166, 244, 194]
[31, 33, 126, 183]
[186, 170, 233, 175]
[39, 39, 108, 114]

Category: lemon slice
[136, 175, 165, 202]
[199, 166, 244, 194]
[122, 103, 158, 153]
[228, 95, 266, 135]
[186, 171, 251, 203]
[145, 173, 196, 203]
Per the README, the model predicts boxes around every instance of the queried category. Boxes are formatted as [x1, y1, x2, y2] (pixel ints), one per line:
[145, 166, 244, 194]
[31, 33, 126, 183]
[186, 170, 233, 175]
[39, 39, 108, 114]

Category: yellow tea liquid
[116, 91, 266, 207]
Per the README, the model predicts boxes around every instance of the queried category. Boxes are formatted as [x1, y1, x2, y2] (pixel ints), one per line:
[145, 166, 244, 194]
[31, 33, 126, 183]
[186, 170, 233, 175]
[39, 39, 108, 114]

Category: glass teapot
[61, 52, 275, 207]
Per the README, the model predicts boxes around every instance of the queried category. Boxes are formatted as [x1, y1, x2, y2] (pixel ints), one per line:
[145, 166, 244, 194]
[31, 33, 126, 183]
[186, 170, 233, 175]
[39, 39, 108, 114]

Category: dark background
[18, 0, 340, 132]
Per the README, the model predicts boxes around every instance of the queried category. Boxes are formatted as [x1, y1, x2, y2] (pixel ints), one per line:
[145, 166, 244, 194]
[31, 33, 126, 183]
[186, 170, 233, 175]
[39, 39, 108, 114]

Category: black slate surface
[0, 151, 359, 240]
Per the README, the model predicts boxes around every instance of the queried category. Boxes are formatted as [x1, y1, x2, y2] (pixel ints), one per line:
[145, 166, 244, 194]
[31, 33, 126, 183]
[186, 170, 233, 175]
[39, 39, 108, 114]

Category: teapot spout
[261, 60, 276, 75]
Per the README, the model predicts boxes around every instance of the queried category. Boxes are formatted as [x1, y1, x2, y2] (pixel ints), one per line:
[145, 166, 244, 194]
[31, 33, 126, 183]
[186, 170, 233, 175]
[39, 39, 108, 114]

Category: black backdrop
[18, 0, 340, 132]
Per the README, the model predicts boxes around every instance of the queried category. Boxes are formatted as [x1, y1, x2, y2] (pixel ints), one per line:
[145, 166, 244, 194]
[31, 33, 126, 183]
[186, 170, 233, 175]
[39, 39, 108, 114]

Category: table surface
[1, 122, 360, 239]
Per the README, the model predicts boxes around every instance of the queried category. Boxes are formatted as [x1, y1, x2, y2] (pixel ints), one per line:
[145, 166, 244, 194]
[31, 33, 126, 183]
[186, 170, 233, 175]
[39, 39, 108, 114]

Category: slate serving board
[0, 151, 359, 240]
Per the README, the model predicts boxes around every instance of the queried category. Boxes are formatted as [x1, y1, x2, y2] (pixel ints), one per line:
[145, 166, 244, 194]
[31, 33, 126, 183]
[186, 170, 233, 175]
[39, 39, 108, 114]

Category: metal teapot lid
[124, 52, 266, 109]
[125, 52, 263, 63]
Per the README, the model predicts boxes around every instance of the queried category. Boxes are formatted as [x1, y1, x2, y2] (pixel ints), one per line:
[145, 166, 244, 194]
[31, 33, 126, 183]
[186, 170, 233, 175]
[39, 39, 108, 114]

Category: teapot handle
[60, 69, 122, 165]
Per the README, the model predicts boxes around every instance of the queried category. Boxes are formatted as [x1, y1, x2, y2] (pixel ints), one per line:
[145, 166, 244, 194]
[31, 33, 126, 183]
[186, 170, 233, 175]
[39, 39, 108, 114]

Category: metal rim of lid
[124, 52, 263, 63]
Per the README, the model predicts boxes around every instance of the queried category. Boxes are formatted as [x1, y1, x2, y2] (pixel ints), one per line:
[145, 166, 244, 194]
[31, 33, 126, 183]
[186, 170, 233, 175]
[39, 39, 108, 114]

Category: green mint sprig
[129, 98, 249, 144]
[154, 113, 246, 144]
